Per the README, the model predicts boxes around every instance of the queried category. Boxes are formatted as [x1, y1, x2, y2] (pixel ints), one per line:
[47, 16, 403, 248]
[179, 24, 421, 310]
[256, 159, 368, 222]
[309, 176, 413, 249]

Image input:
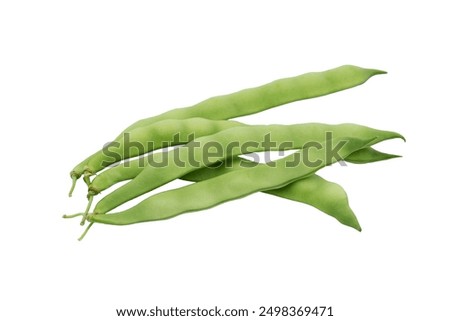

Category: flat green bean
[182, 151, 398, 230]
[182, 157, 362, 229]
[84, 118, 243, 180]
[84, 115, 400, 186]
[69, 65, 385, 193]
[93, 123, 403, 214]
[87, 136, 374, 225]
[69, 146, 397, 229]
[90, 146, 399, 195]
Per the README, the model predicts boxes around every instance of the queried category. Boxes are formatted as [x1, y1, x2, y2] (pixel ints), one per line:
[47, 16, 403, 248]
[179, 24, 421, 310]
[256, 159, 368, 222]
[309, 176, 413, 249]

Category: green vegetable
[182, 154, 398, 231]
[87, 137, 374, 225]
[87, 124, 399, 196]
[85, 147, 398, 229]
[83, 118, 243, 182]
[92, 123, 403, 215]
[64, 65, 404, 240]
[69, 65, 385, 194]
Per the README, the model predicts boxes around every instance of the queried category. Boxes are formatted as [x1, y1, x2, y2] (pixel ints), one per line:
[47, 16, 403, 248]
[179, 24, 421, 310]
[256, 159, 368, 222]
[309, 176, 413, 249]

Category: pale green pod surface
[92, 123, 403, 214]
[88, 136, 373, 225]
[264, 175, 359, 231]
[183, 157, 360, 230]
[91, 145, 399, 195]
[126, 65, 385, 131]
[70, 65, 385, 184]
[182, 149, 399, 231]
[84, 118, 243, 177]
[81, 146, 398, 231]
[88, 160, 144, 195]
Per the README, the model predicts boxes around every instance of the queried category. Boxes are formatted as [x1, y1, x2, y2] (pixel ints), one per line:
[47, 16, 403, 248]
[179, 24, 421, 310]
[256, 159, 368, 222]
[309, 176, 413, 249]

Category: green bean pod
[182, 152, 398, 231]
[93, 123, 403, 214]
[87, 136, 375, 225]
[90, 146, 399, 196]
[69, 147, 398, 230]
[84, 116, 400, 183]
[83, 147, 398, 228]
[84, 118, 243, 179]
[182, 157, 363, 230]
[126, 66, 385, 131]
[344, 146, 401, 164]
[70, 65, 385, 191]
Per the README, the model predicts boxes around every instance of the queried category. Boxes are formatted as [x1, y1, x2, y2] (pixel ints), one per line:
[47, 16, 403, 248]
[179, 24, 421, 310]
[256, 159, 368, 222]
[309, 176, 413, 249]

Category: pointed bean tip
[351, 220, 362, 232]
[396, 134, 406, 142]
[391, 132, 406, 142]
[366, 68, 387, 76]
[345, 210, 362, 231]
[340, 218, 362, 231]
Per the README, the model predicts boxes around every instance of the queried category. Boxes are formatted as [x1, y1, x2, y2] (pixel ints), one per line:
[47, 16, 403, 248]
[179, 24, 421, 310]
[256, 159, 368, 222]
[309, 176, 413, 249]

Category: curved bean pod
[183, 157, 362, 229]
[266, 175, 359, 229]
[84, 118, 243, 179]
[82, 147, 398, 227]
[90, 146, 399, 195]
[70, 65, 385, 191]
[182, 151, 399, 230]
[85, 115, 400, 185]
[93, 123, 404, 214]
[87, 136, 374, 225]
[71, 146, 397, 228]
[126, 66, 385, 131]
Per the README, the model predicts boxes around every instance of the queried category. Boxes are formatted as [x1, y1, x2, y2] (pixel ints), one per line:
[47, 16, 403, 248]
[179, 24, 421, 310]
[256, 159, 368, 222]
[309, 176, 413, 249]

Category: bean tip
[392, 132, 406, 142]
[371, 68, 387, 76]
[389, 154, 402, 160]
[351, 219, 362, 232]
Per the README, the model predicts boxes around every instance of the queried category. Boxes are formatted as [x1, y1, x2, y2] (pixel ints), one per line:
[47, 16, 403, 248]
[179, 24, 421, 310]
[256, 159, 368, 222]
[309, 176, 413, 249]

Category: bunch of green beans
[64, 65, 404, 240]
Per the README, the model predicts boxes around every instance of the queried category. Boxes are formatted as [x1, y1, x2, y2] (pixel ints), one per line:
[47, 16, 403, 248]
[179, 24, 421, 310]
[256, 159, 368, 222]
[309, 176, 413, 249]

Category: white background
[1, 1, 449, 320]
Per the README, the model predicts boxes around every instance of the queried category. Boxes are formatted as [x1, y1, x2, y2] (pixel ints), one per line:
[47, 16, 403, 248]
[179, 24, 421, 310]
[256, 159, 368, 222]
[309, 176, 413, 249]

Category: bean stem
[68, 176, 77, 197]
[62, 213, 83, 219]
[80, 195, 94, 226]
[78, 222, 94, 241]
